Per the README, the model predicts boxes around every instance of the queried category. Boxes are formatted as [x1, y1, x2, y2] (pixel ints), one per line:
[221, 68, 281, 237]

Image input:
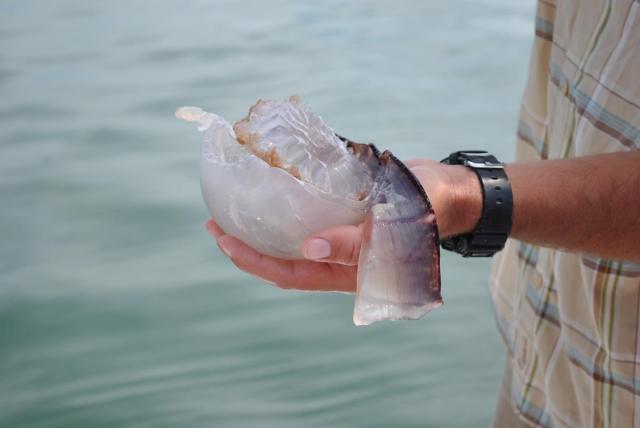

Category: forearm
[450, 152, 640, 261]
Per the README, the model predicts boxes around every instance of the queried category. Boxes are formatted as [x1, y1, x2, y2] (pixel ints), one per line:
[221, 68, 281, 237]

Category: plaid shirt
[491, 1, 640, 427]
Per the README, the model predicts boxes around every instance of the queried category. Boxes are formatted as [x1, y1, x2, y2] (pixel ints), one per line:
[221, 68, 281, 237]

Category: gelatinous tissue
[176, 97, 442, 325]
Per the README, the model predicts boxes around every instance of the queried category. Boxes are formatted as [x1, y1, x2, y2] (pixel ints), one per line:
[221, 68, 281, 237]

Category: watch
[440, 150, 513, 257]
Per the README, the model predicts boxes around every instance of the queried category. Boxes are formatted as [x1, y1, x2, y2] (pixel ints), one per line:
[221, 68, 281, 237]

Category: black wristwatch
[440, 150, 513, 257]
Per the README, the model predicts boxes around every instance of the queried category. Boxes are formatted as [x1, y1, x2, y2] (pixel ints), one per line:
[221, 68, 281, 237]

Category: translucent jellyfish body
[177, 97, 442, 325]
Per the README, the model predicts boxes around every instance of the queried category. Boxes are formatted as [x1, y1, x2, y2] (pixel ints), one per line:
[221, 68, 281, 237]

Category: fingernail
[304, 238, 331, 260]
[217, 237, 232, 258]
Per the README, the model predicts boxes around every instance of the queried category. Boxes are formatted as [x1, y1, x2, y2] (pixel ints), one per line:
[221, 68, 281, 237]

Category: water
[0, 1, 534, 426]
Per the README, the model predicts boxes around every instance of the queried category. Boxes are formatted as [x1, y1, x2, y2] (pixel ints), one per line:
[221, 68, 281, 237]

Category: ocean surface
[0, 1, 535, 427]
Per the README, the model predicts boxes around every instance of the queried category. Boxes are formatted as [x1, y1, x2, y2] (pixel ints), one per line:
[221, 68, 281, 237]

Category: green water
[0, 1, 534, 426]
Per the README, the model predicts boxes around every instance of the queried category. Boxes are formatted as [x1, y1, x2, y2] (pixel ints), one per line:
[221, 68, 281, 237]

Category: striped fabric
[490, 1, 640, 427]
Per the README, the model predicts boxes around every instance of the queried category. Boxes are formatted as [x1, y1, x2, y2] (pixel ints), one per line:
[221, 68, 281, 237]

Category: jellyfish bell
[176, 96, 442, 325]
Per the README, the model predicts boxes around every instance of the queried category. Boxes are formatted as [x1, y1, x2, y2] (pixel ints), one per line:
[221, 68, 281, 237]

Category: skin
[207, 151, 640, 293]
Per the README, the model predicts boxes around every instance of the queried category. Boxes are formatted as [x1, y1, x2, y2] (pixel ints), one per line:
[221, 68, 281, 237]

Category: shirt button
[561, 80, 569, 96]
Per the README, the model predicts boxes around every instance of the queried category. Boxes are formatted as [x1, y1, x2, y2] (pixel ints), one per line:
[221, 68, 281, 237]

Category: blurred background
[0, 1, 534, 427]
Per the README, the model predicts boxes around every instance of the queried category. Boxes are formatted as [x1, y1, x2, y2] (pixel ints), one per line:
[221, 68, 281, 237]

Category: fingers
[205, 219, 225, 239]
[217, 235, 356, 293]
[204, 219, 356, 292]
[302, 224, 363, 266]
[216, 235, 290, 285]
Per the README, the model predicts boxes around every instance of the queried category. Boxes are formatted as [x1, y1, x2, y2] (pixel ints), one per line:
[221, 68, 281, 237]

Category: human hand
[206, 158, 481, 293]
[404, 158, 482, 238]
[206, 219, 359, 292]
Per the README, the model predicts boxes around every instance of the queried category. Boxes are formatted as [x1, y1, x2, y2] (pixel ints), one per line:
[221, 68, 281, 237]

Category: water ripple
[0, 0, 533, 426]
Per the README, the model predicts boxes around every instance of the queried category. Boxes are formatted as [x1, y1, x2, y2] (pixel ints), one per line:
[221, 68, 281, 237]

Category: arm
[506, 152, 640, 261]
[430, 151, 640, 262]
[206, 151, 640, 293]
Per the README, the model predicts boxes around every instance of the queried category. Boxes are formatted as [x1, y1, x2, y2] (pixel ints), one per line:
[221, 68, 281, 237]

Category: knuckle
[336, 239, 359, 265]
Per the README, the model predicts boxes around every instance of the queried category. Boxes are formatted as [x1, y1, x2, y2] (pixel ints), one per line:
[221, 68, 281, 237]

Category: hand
[206, 219, 359, 293]
[206, 158, 482, 293]
[404, 158, 482, 238]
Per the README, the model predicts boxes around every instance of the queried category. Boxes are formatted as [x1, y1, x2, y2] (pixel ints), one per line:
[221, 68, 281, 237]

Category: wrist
[408, 160, 483, 238]
[444, 165, 483, 237]
[439, 150, 513, 257]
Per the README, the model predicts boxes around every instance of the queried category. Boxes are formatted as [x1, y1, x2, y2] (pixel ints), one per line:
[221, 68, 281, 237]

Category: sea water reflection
[0, 1, 533, 426]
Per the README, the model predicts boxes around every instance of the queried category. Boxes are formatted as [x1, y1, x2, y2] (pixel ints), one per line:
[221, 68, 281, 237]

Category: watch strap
[440, 151, 513, 257]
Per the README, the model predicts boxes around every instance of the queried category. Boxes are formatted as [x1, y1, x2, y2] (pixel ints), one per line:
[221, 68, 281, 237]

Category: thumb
[302, 224, 363, 265]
